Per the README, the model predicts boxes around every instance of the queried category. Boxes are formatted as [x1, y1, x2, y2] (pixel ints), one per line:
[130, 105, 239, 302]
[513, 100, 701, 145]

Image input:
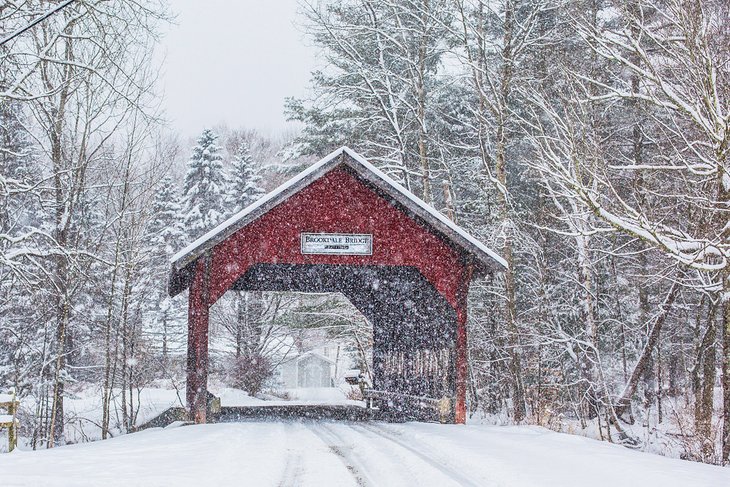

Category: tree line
[288, 0, 729, 464]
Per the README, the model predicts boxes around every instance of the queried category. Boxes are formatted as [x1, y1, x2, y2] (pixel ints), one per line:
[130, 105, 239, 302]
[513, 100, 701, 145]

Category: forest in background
[1, 0, 729, 466]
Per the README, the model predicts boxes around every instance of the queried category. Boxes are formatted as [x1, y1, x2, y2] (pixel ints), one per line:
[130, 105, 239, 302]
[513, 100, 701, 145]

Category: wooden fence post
[1, 390, 19, 452]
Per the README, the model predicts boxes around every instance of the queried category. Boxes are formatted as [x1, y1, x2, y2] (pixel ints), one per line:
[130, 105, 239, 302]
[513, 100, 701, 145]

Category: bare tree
[527, 0, 729, 460]
[453, 0, 556, 422]
[1, 0, 168, 446]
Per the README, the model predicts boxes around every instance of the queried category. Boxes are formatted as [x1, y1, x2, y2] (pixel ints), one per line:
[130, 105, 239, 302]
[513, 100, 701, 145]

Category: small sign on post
[301, 233, 373, 256]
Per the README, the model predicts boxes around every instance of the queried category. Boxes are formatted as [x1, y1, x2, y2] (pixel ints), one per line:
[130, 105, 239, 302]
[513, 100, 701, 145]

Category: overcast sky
[158, 0, 317, 138]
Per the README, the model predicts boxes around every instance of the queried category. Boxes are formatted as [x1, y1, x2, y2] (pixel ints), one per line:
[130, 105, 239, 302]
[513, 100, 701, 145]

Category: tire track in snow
[316, 421, 465, 487]
[305, 422, 368, 487]
[276, 421, 303, 486]
[277, 423, 304, 487]
[277, 446, 303, 487]
[353, 423, 486, 487]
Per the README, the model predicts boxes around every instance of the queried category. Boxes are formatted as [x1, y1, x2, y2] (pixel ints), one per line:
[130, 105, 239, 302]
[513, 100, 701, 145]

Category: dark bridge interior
[233, 263, 457, 404]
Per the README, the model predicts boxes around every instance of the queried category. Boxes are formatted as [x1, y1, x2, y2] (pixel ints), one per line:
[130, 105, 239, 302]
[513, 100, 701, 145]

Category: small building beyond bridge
[168, 147, 506, 424]
[278, 351, 336, 389]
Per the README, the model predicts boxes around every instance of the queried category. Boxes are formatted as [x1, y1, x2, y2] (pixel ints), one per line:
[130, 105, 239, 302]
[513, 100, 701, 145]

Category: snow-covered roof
[296, 351, 336, 365]
[170, 147, 505, 294]
[279, 350, 336, 365]
[0, 393, 16, 404]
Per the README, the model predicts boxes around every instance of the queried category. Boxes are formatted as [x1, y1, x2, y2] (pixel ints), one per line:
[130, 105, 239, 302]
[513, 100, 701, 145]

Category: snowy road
[1, 420, 728, 486]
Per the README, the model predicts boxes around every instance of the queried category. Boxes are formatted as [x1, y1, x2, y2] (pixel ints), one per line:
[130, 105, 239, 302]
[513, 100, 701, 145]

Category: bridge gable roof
[169, 147, 505, 296]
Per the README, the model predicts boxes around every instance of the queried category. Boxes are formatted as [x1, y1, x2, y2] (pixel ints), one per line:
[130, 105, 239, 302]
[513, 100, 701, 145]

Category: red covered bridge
[168, 147, 506, 424]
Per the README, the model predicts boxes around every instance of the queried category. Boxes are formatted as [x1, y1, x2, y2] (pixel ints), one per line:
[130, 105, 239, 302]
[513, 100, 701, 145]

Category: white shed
[278, 351, 335, 388]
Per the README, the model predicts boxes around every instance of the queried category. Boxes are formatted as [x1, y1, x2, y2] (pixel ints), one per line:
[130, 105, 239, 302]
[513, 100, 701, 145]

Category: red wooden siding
[205, 167, 466, 311]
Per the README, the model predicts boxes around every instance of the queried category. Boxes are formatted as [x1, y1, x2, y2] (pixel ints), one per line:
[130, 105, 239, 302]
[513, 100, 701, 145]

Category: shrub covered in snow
[227, 354, 274, 397]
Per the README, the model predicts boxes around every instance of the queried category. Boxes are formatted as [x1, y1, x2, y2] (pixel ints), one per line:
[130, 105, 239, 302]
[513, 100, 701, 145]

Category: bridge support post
[455, 263, 473, 424]
[187, 254, 211, 424]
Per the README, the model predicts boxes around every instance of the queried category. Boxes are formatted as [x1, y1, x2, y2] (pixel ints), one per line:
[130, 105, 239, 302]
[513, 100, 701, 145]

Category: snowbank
[0, 421, 726, 486]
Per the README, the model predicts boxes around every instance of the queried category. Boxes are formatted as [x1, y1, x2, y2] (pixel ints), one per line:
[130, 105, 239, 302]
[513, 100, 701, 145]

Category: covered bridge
[169, 147, 506, 424]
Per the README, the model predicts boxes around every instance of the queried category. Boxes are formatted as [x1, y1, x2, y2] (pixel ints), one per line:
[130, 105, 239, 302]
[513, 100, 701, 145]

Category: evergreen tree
[148, 176, 185, 261]
[227, 141, 265, 213]
[287, 0, 453, 200]
[224, 141, 267, 385]
[145, 176, 186, 363]
[0, 99, 43, 397]
[181, 129, 228, 239]
[0, 99, 36, 232]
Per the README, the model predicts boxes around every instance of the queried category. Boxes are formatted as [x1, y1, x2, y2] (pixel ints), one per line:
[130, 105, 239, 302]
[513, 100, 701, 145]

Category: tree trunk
[47, 62, 71, 450]
[119, 260, 133, 432]
[615, 281, 680, 420]
[497, 0, 525, 423]
[722, 266, 730, 464]
[416, 0, 431, 204]
[101, 224, 124, 439]
[717, 143, 730, 464]
[695, 311, 716, 459]
[576, 230, 600, 419]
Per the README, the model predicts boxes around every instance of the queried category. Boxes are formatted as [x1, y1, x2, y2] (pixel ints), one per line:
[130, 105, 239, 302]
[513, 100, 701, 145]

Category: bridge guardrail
[363, 389, 454, 423]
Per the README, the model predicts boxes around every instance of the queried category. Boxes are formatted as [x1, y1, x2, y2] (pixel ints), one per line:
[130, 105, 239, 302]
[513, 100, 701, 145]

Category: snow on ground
[468, 391, 726, 461]
[60, 387, 182, 443]
[216, 387, 268, 406]
[282, 386, 362, 405]
[0, 420, 727, 487]
[23, 385, 359, 445]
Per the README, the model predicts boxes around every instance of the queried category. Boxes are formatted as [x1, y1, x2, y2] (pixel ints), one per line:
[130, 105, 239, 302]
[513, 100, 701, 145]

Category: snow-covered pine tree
[148, 176, 185, 261]
[145, 176, 186, 365]
[223, 140, 267, 388]
[181, 129, 228, 239]
[227, 141, 265, 213]
[0, 98, 43, 398]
